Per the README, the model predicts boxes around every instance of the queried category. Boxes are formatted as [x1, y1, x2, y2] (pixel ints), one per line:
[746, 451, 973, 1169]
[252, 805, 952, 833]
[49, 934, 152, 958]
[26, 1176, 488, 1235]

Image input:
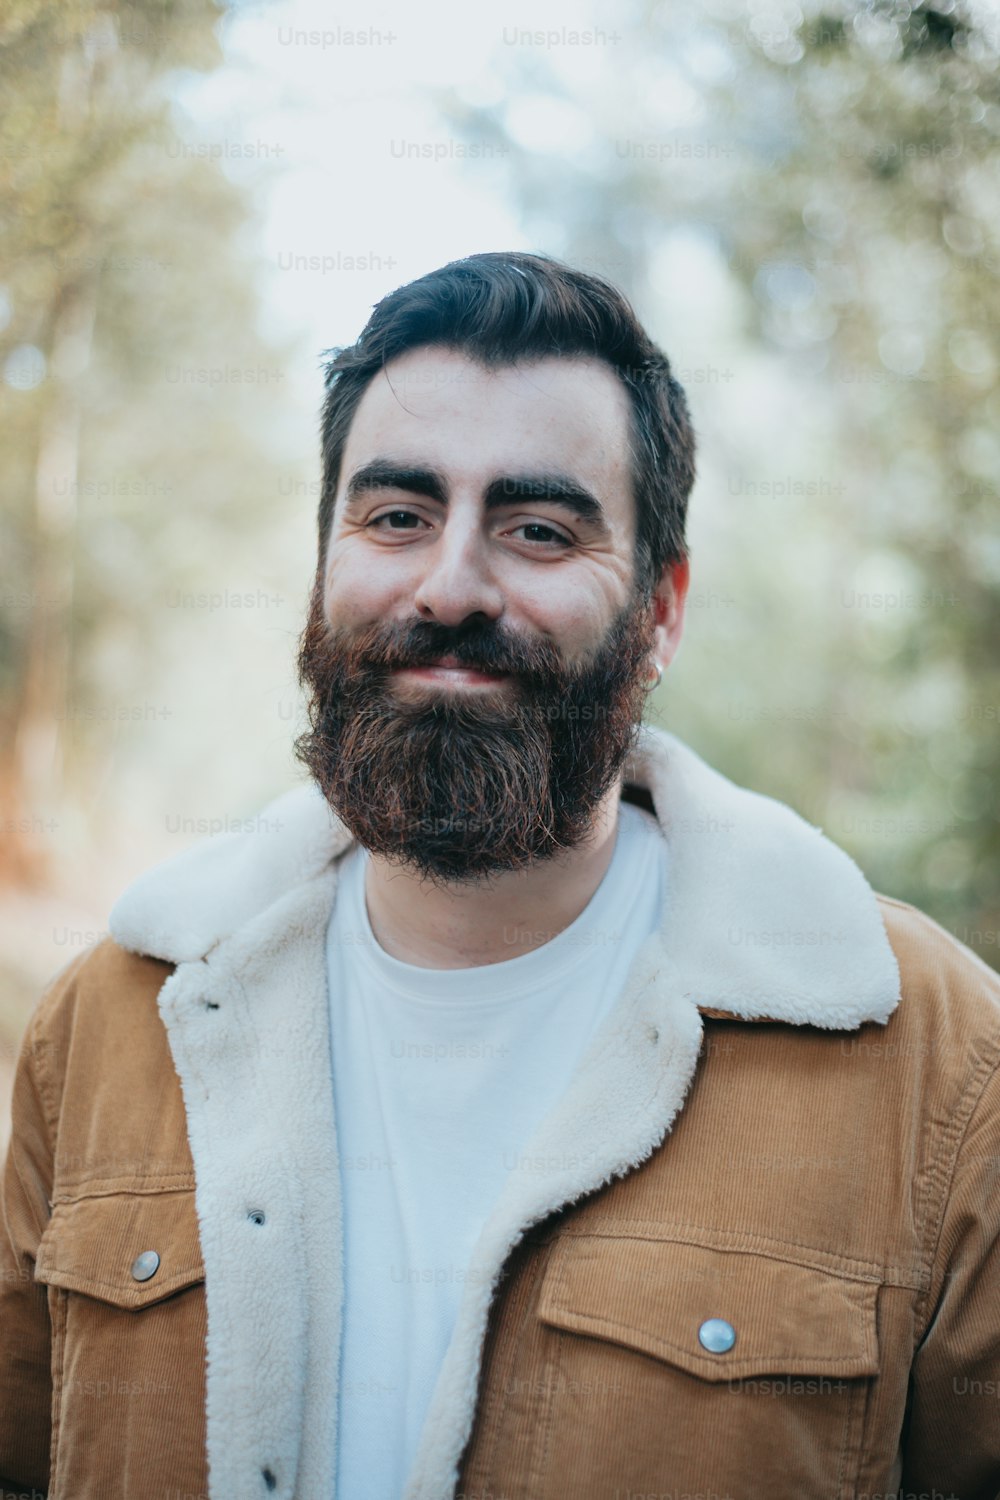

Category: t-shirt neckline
[339, 801, 662, 1005]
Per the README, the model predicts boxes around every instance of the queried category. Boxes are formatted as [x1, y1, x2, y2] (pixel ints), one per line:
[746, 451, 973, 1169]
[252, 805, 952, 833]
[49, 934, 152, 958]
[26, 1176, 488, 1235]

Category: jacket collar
[110, 724, 900, 1031]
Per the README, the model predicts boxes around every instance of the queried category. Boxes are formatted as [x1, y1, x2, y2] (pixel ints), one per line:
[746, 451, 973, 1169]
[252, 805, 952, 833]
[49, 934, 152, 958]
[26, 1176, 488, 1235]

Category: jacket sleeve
[900, 1056, 1000, 1499]
[0, 972, 65, 1497]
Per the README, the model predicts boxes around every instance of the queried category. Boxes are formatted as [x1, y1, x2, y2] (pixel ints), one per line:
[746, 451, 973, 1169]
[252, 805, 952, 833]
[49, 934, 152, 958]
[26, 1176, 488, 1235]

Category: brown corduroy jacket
[2, 726, 1000, 1500]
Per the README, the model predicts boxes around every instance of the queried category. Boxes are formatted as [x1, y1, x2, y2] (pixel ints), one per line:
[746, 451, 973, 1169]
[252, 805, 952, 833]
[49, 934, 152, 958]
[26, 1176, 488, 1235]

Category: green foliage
[0, 0, 296, 879]
[444, 0, 1000, 966]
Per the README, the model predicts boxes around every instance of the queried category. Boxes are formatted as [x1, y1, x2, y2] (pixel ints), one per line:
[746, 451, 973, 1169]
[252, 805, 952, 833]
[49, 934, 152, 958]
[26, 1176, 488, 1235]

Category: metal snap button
[698, 1316, 736, 1353]
[130, 1249, 161, 1282]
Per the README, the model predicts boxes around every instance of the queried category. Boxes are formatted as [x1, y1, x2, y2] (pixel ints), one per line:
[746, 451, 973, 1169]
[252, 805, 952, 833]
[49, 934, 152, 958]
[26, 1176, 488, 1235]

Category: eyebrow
[342, 459, 612, 536]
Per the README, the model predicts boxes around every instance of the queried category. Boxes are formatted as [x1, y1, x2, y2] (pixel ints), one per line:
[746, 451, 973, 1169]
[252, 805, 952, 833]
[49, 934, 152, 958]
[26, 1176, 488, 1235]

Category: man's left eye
[512, 523, 571, 547]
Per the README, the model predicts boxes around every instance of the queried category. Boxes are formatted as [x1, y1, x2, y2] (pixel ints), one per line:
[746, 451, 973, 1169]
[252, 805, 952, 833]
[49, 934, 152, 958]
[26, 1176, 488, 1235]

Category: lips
[414, 655, 507, 677]
[389, 654, 511, 688]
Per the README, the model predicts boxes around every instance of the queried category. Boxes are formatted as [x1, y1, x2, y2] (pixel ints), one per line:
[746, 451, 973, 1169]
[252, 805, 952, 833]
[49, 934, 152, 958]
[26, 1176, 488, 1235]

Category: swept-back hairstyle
[316, 251, 696, 598]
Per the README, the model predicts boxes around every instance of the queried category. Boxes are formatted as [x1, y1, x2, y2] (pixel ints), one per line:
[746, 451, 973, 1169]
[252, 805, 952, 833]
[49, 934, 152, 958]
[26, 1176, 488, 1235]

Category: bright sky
[169, 0, 760, 460]
[173, 0, 619, 351]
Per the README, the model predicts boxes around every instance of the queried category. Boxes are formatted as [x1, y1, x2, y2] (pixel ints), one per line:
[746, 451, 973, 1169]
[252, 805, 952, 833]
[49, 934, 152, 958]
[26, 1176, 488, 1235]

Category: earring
[645, 659, 663, 692]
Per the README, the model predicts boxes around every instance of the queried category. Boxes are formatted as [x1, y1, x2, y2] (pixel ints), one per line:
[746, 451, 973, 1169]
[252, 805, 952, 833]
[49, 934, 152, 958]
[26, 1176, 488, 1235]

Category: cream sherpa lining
[108, 725, 901, 1500]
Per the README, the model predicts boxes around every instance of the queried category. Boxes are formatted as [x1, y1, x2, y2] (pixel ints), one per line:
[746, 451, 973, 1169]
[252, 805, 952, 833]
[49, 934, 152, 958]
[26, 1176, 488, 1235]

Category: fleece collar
[110, 724, 900, 1031]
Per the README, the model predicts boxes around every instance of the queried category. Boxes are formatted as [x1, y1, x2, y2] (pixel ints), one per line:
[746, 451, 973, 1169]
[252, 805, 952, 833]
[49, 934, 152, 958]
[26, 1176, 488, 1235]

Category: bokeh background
[3, 0, 999, 1145]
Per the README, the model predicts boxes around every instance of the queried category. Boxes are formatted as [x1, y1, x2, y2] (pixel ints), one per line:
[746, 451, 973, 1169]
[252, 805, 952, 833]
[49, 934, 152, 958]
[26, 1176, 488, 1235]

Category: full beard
[294, 581, 657, 887]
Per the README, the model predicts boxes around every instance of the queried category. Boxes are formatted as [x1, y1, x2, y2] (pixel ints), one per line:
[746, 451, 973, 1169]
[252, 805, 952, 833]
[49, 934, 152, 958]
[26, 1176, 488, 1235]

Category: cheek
[323, 546, 402, 627]
[509, 573, 613, 655]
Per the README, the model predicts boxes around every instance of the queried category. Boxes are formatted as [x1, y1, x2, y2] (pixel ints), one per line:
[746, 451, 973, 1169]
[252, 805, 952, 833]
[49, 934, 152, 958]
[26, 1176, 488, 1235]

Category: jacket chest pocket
[526, 1234, 880, 1500]
[34, 1190, 209, 1500]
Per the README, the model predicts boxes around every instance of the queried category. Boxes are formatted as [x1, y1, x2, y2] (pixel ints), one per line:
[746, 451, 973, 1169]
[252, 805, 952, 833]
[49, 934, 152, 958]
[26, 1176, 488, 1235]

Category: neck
[362, 777, 625, 969]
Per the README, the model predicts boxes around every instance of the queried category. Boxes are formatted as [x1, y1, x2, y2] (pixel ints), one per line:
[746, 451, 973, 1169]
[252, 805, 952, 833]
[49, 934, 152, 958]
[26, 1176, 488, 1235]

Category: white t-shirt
[326, 800, 668, 1499]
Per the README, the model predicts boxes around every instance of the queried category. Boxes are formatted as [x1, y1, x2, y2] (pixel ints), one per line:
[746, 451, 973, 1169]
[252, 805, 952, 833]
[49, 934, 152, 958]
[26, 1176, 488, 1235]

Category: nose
[412, 513, 505, 627]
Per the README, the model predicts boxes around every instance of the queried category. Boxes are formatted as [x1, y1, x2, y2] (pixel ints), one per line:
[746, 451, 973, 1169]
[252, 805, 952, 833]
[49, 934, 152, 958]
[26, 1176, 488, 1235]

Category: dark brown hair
[316, 251, 696, 598]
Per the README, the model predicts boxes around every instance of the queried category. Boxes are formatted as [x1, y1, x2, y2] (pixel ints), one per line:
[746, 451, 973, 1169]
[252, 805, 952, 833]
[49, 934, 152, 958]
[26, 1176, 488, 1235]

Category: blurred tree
[445, 0, 1000, 968]
[0, 0, 292, 885]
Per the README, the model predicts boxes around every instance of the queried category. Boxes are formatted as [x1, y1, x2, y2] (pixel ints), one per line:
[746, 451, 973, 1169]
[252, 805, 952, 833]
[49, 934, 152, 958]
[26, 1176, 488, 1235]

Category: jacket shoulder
[27, 936, 179, 1099]
[30, 937, 176, 1037]
[876, 892, 1000, 999]
[874, 891, 1000, 1064]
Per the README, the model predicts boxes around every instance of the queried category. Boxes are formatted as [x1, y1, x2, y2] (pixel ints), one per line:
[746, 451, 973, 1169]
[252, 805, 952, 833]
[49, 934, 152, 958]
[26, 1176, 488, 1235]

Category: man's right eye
[368, 510, 426, 530]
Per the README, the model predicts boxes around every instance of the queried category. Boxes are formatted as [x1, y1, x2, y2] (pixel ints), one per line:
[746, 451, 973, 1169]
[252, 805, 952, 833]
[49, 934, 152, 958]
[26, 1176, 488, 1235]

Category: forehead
[338, 346, 636, 532]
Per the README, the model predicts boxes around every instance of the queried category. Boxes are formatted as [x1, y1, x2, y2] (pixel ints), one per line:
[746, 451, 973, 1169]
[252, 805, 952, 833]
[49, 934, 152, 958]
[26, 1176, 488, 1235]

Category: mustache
[311, 615, 565, 684]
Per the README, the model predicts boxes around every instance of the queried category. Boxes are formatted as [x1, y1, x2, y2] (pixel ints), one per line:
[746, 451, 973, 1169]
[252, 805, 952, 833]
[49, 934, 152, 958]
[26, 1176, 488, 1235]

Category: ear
[650, 556, 689, 673]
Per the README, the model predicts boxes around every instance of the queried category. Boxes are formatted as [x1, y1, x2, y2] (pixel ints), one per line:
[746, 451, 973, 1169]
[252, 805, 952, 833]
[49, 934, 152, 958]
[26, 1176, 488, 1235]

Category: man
[1, 252, 998, 1500]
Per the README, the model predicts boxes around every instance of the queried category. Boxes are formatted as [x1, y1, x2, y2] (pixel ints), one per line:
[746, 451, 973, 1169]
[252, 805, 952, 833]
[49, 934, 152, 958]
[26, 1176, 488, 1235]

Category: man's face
[296, 346, 682, 885]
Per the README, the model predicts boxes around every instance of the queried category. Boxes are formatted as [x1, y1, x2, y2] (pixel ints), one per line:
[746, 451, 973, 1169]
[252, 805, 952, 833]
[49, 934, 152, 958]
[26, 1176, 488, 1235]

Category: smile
[392, 665, 511, 687]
